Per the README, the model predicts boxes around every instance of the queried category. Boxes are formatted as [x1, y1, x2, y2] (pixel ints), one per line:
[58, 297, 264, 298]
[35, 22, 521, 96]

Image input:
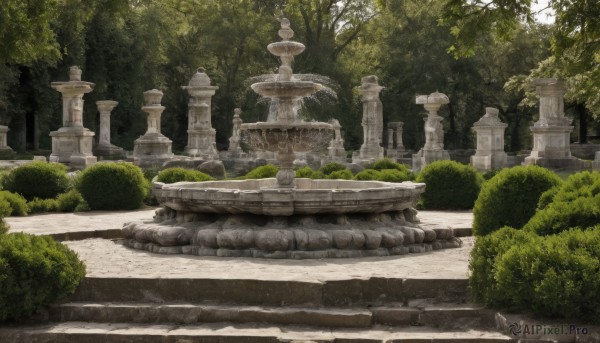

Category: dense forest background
[1, 0, 599, 154]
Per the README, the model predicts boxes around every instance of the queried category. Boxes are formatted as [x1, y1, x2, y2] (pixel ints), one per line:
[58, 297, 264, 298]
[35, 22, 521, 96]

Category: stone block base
[412, 149, 450, 171]
[523, 156, 585, 170]
[49, 128, 97, 168]
[470, 152, 508, 171]
[133, 133, 174, 167]
[94, 143, 125, 159]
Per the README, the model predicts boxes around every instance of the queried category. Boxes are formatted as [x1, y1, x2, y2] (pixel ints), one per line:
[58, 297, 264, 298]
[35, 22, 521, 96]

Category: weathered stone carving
[353, 76, 384, 164]
[94, 100, 124, 159]
[133, 89, 174, 167]
[412, 92, 450, 171]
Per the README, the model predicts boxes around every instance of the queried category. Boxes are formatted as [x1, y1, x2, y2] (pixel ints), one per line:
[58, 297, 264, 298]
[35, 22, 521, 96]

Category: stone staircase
[0, 276, 554, 342]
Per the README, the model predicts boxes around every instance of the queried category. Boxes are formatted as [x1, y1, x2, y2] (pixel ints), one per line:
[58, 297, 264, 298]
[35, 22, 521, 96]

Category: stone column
[327, 119, 346, 162]
[471, 107, 508, 171]
[352, 75, 384, 164]
[182, 68, 219, 159]
[133, 89, 174, 167]
[228, 108, 243, 155]
[412, 92, 450, 171]
[94, 100, 124, 159]
[49, 66, 97, 169]
[524, 78, 582, 169]
[386, 128, 394, 150]
[386, 121, 405, 159]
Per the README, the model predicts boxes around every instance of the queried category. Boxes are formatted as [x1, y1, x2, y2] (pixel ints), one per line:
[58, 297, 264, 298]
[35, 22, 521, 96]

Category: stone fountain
[122, 19, 461, 259]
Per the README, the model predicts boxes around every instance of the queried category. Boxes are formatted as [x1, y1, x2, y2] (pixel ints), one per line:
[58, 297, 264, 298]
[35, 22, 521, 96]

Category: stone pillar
[327, 119, 346, 162]
[412, 92, 450, 171]
[470, 107, 508, 171]
[524, 78, 582, 169]
[386, 121, 405, 159]
[133, 89, 174, 167]
[49, 66, 97, 169]
[0, 125, 15, 157]
[352, 75, 384, 164]
[593, 151, 600, 171]
[228, 108, 243, 156]
[181, 68, 219, 159]
[94, 100, 124, 159]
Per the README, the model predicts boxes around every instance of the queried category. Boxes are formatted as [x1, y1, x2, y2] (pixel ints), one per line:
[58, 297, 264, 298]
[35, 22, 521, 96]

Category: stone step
[70, 277, 469, 306]
[0, 322, 529, 343]
[51, 302, 496, 329]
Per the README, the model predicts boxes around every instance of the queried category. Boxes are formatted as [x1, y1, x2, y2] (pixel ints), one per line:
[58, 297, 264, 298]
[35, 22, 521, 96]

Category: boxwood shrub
[0, 191, 28, 216]
[472, 165, 562, 236]
[378, 169, 410, 182]
[0, 233, 86, 321]
[295, 166, 315, 178]
[156, 168, 214, 183]
[243, 164, 278, 179]
[354, 169, 382, 181]
[319, 162, 347, 175]
[2, 162, 69, 200]
[326, 169, 353, 180]
[415, 160, 483, 210]
[26, 198, 59, 214]
[76, 162, 147, 210]
[525, 171, 600, 236]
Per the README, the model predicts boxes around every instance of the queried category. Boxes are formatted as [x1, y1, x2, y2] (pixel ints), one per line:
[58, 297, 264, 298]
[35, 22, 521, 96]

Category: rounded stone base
[121, 207, 462, 259]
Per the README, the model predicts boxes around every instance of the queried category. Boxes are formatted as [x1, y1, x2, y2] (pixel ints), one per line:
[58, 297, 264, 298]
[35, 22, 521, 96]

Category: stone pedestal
[386, 121, 405, 159]
[0, 126, 15, 158]
[352, 75, 384, 164]
[181, 68, 219, 159]
[225, 108, 245, 158]
[593, 151, 600, 170]
[412, 92, 450, 171]
[94, 100, 125, 159]
[133, 89, 174, 167]
[49, 66, 97, 169]
[524, 78, 583, 169]
[471, 107, 508, 171]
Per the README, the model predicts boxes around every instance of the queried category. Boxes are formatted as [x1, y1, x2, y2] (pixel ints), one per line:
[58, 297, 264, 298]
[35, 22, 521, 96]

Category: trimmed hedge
[525, 171, 600, 236]
[2, 162, 70, 200]
[295, 166, 315, 178]
[473, 165, 562, 236]
[156, 168, 214, 183]
[244, 164, 278, 179]
[0, 191, 28, 216]
[416, 160, 483, 210]
[0, 233, 86, 321]
[26, 198, 58, 214]
[326, 169, 353, 180]
[76, 162, 147, 210]
[378, 169, 411, 182]
[56, 189, 87, 212]
[319, 162, 347, 175]
[354, 169, 382, 180]
[369, 158, 409, 172]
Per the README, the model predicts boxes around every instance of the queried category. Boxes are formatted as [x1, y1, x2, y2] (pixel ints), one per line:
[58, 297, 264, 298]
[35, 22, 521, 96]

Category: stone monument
[133, 89, 174, 166]
[0, 126, 15, 157]
[326, 119, 347, 162]
[385, 121, 405, 159]
[352, 75, 384, 164]
[470, 107, 508, 171]
[412, 92, 450, 171]
[182, 68, 219, 159]
[49, 66, 97, 168]
[524, 78, 583, 169]
[94, 100, 125, 159]
[227, 108, 244, 157]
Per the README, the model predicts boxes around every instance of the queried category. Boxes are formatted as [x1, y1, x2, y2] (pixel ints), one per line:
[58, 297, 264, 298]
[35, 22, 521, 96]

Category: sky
[532, 0, 555, 24]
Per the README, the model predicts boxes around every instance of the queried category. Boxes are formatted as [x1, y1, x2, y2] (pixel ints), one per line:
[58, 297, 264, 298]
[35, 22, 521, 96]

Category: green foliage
[377, 169, 411, 183]
[0, 196, 13, 234]
[469, 226, 537, 305]
[296, 166, 315, 178]
[416, 160, 484, 210]
[354, 169, 382, 180]
[326, 169, 353, 180]
[494, 228, 600, 322]
[0, 191, 28, 216]
[369, 158, 410, 172]
[76, 162, 147, 211]
[473, 165, 562, 236]
[244, 164, 278, 179]
[537, 186, 560, 210]
[525, 171, 600, 236]
[310, 171, 326, 179]
[26, 198, 58, 214]
[156, 168, 214, 184]
[56, 189, 86, 212]
[2, 162, 69, 200]
[319, 162, 348, 175]
[0, 233, 86, 322]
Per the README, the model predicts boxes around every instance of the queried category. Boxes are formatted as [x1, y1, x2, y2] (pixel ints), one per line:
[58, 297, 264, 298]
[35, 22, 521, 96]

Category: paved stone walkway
[6, 208, 474, 282]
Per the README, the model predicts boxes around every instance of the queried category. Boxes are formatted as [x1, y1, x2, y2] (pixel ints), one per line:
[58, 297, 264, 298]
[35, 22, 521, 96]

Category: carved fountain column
[49, 66, 97, 168]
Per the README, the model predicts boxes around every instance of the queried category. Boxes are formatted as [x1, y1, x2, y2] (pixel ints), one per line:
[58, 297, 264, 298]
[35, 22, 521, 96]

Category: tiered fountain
[122, 19, 461, 259]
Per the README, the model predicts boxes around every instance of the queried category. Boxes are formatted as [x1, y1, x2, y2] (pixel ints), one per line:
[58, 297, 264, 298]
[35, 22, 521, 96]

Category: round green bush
[295, 166, 315, 178]
[56, 189, 86, 212]
[319, 162, 347, 175]
[354, 169, 382, 181]
[0, 233, 86, 321]
[370, 158, 409, 172]
[76, 162, 147, 210]
[525, 171, 600, 236]
[0, 191, 28, 216]
[472, 165, 562, 236]
[469, 226, 537, 306]
[0, 197, 12, 234]
[156, 168, 214, 184]
[244, 164, 278, 179]
[310, 171, 326, 179]
[415, 160, 484, 210]
[2, 162, 69, 200]
[325, 169, 353, 180]
[377, 169, 410, 183]
[494, 228, 600, 322]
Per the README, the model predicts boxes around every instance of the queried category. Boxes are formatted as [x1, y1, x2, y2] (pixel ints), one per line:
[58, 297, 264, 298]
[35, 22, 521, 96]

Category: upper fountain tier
[251, 18, 321, 122]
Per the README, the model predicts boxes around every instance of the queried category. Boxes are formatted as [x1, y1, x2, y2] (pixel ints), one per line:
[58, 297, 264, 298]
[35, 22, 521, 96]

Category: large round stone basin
[153, 178, 425, 216]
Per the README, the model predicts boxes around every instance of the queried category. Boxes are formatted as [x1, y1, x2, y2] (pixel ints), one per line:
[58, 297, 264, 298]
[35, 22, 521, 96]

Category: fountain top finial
[278, 18, 294, 41]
